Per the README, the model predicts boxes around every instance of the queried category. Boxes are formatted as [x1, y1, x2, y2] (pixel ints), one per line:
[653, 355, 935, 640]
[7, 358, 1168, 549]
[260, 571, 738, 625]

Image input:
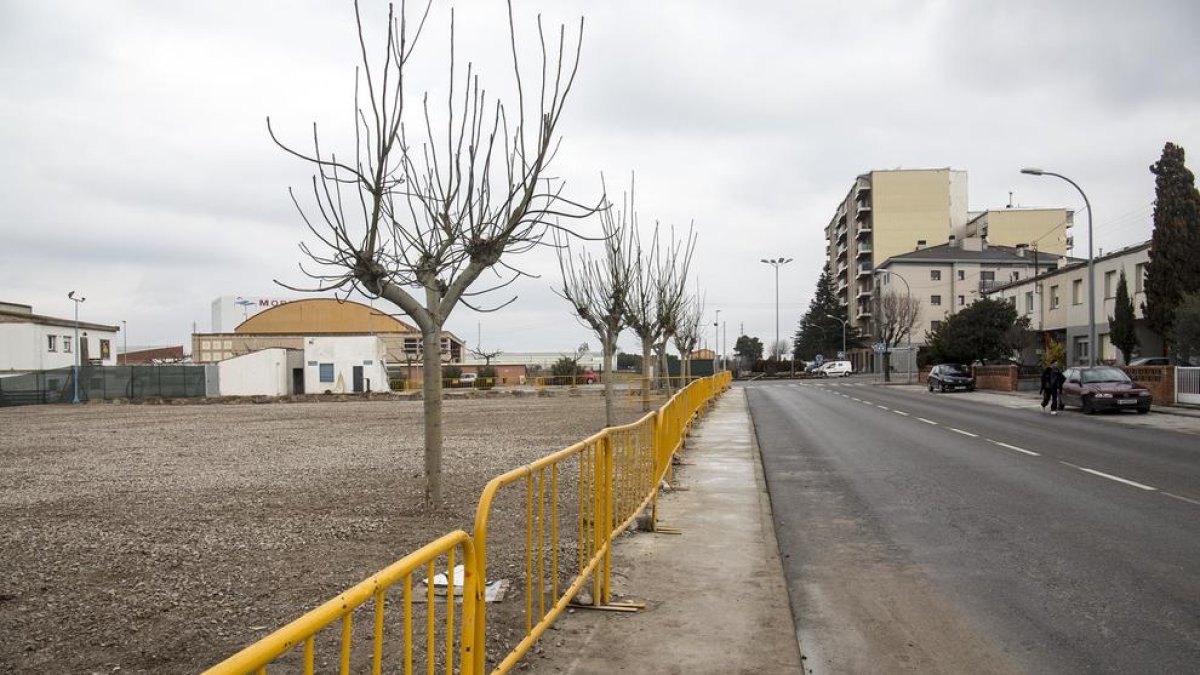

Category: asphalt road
[745, 378, 1200, 675]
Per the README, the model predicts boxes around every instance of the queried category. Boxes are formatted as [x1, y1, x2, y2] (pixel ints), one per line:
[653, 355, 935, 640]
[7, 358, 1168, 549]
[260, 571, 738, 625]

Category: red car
[1061, 366, 1152, 414]
[583, 370, 598, 384]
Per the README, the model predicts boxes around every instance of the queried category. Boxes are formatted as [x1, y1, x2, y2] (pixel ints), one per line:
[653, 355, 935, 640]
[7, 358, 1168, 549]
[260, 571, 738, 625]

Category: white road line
[1061, 462, 1157, 491]
[841, 394, 850, 398]
[851, 397, 861, 401]
[986, 439, 1040, 457]
[876, 405, 889, 410]
[892, 410, 910, 417]
[860, 400, 872, 405]
[917, 417, 938, 425]
[1163, 492, 1200, 506]
[948, 427, 979, 438]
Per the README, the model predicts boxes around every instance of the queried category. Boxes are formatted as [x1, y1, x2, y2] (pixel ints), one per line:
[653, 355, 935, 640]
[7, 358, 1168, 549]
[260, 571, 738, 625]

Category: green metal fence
[0, 366, 208, 407]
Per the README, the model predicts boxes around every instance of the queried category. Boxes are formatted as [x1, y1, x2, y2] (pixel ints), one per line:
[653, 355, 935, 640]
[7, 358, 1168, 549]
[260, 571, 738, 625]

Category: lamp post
[873, 270, 913, 383]
[825, 314, 847, 361]
[713, 309, 721, 374]
[121, 320, 127, 365]
[68, 291, 86, 404]
[1021, 167, 1095, 366]
[760, 257, 793, 360]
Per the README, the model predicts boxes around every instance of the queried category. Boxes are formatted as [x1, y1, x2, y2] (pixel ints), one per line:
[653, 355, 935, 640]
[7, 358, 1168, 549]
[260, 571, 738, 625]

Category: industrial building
[0, 301, 120, 374]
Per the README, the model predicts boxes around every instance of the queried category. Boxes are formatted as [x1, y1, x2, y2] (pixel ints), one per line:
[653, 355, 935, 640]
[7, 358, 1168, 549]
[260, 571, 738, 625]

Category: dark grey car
[928, 364, 975, 392]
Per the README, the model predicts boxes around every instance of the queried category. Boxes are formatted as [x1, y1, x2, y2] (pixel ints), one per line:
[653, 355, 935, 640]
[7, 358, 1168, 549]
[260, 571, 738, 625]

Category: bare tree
[876, 290, 922, 382]
[671, 293, 704, 381]
[555, 177, 635, 426]
[625, 224, 696, 411]
[270, 1, 593, 505]
[652, 225, 696, 395]
[768, 339, 789, 361]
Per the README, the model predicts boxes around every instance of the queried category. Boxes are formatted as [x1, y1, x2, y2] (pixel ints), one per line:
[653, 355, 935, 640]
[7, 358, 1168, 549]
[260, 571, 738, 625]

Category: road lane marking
[851, 397, 861, 401]
[1163, 492, 1200, 506]
[917, 417, 938, 425]
[948, 427, 978, 437]
[986, 439, 1040, 457]
[1060, 462, 1157, 491]
[892, 410, 909, 417]
[876, 405, 889, 410]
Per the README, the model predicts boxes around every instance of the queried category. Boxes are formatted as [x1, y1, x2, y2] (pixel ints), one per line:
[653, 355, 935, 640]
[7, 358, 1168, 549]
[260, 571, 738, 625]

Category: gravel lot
[0, 393, 652, 674]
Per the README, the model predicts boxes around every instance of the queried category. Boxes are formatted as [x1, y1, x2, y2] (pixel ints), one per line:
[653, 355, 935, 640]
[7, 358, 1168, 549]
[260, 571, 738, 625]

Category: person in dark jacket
[1040, 361, 1065, 415]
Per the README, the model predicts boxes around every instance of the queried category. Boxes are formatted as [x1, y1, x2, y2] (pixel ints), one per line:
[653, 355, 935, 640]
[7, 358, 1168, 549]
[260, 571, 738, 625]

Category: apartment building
[875, 237, 1066, 344]
[958, 207, 1073, 255]
[983, 241, 1160, 365]
[825, 169, 968, 341]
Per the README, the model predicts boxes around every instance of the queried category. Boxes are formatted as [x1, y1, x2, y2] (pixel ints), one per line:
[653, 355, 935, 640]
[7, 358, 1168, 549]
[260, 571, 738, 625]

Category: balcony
[856, 263, 873, 278]
[856, 306, 872, 319]
[979, 279, 1002, 293]
[856, 177, 871, 192]
[856, 223, 872, 237]
[837, 244, 848, 260]
[855, 199, 872, 212]
[855, 208, 871, 222]
[856, 285, 872, 299]
[856, 242, 872, 257]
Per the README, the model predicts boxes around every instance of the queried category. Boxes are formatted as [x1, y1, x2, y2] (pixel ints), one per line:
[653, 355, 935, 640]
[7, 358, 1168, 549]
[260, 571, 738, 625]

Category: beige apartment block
[984, 241, 1159, 365]
[959, 207, 1074, 256]
[825, 168, 968, 341]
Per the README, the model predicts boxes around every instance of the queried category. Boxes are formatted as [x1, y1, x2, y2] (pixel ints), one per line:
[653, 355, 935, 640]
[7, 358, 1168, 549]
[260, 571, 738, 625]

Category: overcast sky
[2, 0, 1198, 355]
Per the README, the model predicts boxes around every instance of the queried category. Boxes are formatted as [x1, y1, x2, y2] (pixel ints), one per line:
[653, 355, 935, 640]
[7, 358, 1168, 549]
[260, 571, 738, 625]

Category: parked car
[927, 363, 975, 392]
[583, 370, 598, 384]
[459, 372, 478, 385]
[1128, 356, 1174, 366]
[818, 360, 853, 377]
[1061, 366, 1152, 414]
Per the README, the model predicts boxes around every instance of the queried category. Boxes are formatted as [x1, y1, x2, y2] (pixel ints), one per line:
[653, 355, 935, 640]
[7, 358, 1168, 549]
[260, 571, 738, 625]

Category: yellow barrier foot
[652, 526, 683, 535]
[569, 601, 644, 613]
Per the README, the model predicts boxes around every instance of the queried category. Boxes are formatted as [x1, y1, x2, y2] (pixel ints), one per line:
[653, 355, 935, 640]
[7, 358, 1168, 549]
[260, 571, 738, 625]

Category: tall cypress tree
[1108, 268, 1138, 363]
[1143, 142, 1200, 343]
[793, 268, 859, 360]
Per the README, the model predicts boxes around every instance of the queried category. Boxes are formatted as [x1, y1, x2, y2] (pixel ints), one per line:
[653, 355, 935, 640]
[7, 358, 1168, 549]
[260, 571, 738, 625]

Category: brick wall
[972, 365, 1018, 392]
[1119, 366, 1175, 405]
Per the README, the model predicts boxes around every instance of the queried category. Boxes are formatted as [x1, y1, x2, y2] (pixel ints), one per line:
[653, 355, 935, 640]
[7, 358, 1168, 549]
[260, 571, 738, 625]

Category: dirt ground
[0, 393, 651, 674]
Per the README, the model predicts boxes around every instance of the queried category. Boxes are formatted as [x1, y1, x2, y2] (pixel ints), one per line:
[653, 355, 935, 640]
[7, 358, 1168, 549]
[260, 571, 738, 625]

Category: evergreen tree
[1143, 142, 1200, 343]
[1170, 292, 1200, 365]
[793, 268, 860, 361]
[734, 335, 764, 362]
[1107, 268, 1138, 364]
[924, 298, 1027, 365]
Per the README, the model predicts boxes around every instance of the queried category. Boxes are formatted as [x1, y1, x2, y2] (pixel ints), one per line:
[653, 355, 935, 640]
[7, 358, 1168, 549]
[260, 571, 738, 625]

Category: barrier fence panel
[205, 371, 733, 675]
[203, 531, 478, 675]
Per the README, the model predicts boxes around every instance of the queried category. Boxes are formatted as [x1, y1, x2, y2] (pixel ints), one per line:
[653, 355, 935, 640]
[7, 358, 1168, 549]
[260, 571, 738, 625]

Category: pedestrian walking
[1040, 361, 1065, 415]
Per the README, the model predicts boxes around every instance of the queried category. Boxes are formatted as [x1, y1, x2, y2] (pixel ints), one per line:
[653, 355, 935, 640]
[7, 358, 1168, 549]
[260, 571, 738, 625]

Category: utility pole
[68, 291, 86, 404]
[760, 258, 793, 360]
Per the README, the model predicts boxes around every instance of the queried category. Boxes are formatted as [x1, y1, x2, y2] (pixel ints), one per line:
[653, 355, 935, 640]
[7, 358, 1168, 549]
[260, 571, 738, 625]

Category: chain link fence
[0, 366, 209, 407]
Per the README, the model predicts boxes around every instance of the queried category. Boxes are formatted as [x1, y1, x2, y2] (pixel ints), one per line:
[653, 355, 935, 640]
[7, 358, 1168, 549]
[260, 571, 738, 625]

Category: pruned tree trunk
[420, 321, 444, 505]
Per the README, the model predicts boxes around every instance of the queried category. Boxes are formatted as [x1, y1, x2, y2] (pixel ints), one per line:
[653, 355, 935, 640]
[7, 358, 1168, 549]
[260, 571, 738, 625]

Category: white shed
[216, 348, 304, 397]
[303, 336, 389, 394]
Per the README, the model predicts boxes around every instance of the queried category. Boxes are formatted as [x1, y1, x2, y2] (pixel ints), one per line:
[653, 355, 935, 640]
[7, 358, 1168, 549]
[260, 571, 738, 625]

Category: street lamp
[121, 320, 127, 365]
[713, 309, 721, 374]
[824, 314, 847, 360]
[760, 257, 793, 360]
[1021, 167, 1095, 366]
[873, 270, 913, 383]
[68, 291, 86, 404]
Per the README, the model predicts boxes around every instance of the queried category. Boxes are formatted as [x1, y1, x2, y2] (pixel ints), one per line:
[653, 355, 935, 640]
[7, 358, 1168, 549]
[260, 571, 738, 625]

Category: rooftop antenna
[1007, 191, 1014, 208]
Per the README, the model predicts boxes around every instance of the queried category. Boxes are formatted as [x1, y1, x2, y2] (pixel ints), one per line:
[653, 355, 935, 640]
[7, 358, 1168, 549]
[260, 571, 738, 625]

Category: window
[1008, 296, 1016, 307]
[958, 295, 965, 306]
[957, 270, 965, 281]
[319, 363, 335, 383]
[1104, 270, 1117, 298]
[1073, 335, 1090, 364]
[931, 320, 942, 331]
[1135, 263, 1146, 293]
[1072, 279, 1083, 305]
[100, 339, 111, 360]
[63, 336, 72, 353]
[47, 335, 57, 352]
[1012, 272, 1020, 281]
[1025, 291, 1034, 313]
[930, 295, 942, 306]
[980, 271, 995, 282]
[930, 270, 942, 281]
[1050, 285, 1061, 309]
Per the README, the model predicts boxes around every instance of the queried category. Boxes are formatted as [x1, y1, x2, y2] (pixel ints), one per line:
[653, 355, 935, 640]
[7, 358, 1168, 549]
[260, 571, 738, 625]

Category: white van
[818, 360, 853, 377]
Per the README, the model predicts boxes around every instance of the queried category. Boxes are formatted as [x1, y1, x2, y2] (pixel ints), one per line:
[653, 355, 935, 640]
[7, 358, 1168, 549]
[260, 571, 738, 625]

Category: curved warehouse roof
[235, 298, 418, 335]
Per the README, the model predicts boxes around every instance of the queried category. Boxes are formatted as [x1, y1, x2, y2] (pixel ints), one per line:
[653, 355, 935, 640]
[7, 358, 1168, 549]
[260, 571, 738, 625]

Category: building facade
[983, 241, 1160, 365]
[0, 301, 120, 374]
[192, 298, 464, 365]
[876, 238, 1068, 343]
[957, 208, 1073, 256]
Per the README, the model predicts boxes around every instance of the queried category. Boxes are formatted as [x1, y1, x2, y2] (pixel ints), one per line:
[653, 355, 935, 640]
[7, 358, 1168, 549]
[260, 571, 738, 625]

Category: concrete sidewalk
[524, 387, 803, 674]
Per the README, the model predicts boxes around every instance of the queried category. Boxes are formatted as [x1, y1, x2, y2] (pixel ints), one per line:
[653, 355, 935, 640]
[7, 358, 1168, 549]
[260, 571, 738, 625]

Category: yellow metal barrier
[206, 372, 732, 675]
[203, 531, 478, 675]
